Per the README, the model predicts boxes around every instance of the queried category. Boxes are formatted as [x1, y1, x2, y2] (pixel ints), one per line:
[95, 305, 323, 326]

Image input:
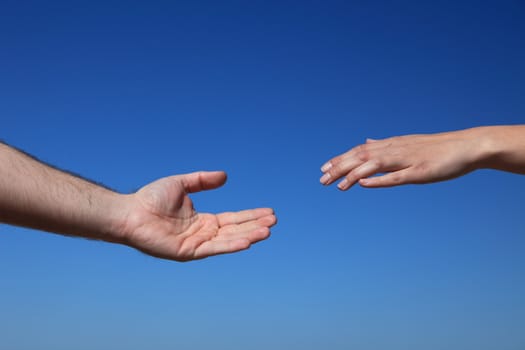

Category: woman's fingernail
[338, 178, 349, 190]
[320, 173, 331, 184]
[321, 162, 332, 172]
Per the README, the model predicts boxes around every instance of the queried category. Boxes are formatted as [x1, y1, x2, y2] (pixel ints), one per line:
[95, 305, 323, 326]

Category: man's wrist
[102, 192, 135, 245]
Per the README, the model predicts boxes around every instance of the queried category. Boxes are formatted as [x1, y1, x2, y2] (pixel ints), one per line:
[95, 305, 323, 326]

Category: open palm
[120, 171, 276, 261]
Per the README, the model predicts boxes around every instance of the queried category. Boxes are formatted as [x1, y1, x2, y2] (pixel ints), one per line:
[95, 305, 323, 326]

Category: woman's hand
[320, 128, 494, 190]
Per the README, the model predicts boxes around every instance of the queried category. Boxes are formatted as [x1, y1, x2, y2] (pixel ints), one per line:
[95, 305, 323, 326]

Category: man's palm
[121, 171, 276, 261]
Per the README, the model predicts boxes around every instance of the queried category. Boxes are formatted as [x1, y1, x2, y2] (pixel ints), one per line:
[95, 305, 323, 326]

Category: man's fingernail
[320, 173, 331, 184]
[321, 162, 332, 172]
[338, 179, 349, 190]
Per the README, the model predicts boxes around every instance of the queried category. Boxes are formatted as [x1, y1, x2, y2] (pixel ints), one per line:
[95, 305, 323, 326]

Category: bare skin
[320, 125, 525, 191]
[122, 172, 276, 261]
[0, 143, 276, 261]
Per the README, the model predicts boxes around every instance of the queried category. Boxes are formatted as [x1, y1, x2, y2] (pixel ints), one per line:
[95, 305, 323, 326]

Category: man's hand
[0, 142, 275, 262]
[119, 171, 276, 261]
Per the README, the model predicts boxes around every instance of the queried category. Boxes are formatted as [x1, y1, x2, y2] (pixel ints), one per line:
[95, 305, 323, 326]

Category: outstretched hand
[119, 171, 276, 261]
[320, 129, 485, 190]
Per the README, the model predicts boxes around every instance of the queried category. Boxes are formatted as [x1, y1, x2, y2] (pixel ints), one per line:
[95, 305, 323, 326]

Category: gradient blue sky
[1, 1, 524, 349]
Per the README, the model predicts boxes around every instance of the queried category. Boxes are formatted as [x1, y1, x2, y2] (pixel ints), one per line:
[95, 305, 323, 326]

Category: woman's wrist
[465, 125, 525, 173]
[464, 126, 499, 170]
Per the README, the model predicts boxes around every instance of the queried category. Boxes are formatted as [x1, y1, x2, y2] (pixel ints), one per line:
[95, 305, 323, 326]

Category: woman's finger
[337, 160, 382, 191]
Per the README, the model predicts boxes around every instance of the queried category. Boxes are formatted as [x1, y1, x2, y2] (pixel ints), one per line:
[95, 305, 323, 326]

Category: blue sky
[1, 1, 524, 349]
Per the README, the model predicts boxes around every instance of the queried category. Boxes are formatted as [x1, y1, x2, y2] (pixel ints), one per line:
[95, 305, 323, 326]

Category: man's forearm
[0, 143, 127, 242]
